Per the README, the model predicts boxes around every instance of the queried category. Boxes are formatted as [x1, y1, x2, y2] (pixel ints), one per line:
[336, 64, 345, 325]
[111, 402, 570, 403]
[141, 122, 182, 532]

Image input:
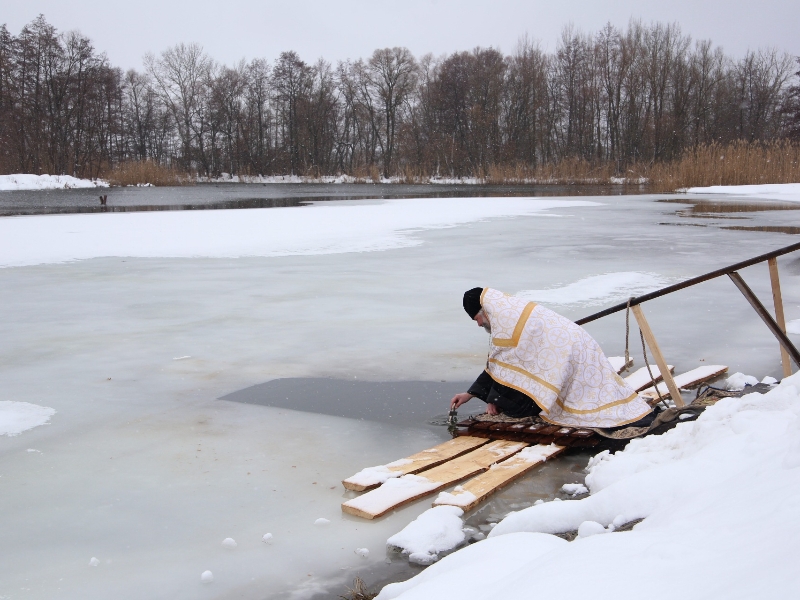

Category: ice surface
[387, 506, 466, 565]
[378, 372, 800, 599]
[0, 401, 56, 436]
[787, 319, 800, 335]
[0, 197, 595, 268]
[0, 174, 108, 191]
[517, 272, 673, 307]
[2, 191, 799, 599]
[726, 372, 759, 390]
[686, 183, 800, 201]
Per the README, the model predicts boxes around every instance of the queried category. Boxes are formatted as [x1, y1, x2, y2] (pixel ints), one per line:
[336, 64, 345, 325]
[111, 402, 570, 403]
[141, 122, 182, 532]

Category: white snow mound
[378, 371, 800, 599]
[0, 401, 56, 436]
[725, 372, 759, 391]
[387, 505, 466, 565]
[517, 272, 672, 307]
[0, 174, 108, 191]
[686, 183, 800, 201]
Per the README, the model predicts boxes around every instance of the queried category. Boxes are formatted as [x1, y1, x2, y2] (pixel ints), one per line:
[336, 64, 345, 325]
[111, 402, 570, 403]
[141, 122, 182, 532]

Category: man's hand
[450, 393, 473, 410]
[486, 403, 499, 415]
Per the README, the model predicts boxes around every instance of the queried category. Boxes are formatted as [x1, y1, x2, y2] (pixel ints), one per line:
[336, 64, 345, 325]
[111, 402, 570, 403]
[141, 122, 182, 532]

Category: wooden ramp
[341, 440, 527, 519]
[432, 444, 565, 512]
[624, 365, 674, 392]
[342, 436, 490, 491]
[640, 365, 728, 402]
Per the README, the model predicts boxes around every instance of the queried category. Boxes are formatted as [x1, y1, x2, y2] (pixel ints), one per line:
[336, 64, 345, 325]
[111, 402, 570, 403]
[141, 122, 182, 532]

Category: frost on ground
[0, 401, 56, 436]
[387, 506, 466, 565]
[378, 372, 800, 599]
[0, 174, 108, 191]
[516, 272, 672, 307]
[0, 197, 595, 268]
[686, 183, 800, 201]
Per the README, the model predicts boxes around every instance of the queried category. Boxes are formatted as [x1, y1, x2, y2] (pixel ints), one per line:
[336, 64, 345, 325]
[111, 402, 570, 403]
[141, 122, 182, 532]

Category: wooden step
[342, 436, 490, 491]
[341, 440, 527, 519]
[432, 444, 565, 512]
[639, 365, 728, 402]
[624, 365, 674, 392]
[608, 356, 634, 374]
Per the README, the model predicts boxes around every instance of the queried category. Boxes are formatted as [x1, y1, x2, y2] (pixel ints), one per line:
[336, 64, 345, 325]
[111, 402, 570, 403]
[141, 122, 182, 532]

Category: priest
[450, 287, 652, 428]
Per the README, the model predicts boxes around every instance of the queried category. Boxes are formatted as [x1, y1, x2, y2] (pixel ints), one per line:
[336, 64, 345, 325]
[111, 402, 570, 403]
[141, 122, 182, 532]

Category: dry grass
[104, 160, 190, 187]
[339, 577, 377, 600]
[647, 141, 800, 192]
[485, 159, 618, 184]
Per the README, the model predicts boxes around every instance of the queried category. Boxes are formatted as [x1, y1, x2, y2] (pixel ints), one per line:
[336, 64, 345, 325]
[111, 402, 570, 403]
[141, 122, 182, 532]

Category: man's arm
[450, 371, 494, 410]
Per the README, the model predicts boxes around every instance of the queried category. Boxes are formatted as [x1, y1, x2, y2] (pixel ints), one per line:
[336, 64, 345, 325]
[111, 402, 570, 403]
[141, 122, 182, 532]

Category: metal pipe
[576, 241, 800, 326]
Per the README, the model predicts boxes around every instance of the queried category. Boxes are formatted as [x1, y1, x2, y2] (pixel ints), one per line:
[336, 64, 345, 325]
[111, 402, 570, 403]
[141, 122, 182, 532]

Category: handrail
[575, 241, 800, 326]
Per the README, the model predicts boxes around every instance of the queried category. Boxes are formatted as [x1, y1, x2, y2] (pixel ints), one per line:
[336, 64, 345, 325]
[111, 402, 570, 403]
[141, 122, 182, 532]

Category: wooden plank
[624, 365, 674, 392]
[432, 444, 566, 512]
[342, 436, 490, 491]
[341, 440, 527, 519]
[768, 258, 793, 378]
[608, 356, 634, 374]
[639, 365, 728, 402]
[631, 305, 685, 407]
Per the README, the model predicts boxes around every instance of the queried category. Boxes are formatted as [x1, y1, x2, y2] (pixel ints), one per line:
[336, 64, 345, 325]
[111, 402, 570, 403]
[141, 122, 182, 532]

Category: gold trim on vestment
[554, 390, 640, 414]
[480, 287, 488, 306]
[491, 302, 536, 348]
[486, 371, 549, 413]
[487, 358, 560, 394]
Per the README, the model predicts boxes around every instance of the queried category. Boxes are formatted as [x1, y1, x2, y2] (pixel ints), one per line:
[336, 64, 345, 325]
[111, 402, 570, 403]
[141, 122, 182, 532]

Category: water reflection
[659, 197, 800, 216]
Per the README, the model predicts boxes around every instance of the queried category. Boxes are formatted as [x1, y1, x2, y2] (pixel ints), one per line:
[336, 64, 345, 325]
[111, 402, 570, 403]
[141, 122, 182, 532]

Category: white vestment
[481, 288, 651, 428]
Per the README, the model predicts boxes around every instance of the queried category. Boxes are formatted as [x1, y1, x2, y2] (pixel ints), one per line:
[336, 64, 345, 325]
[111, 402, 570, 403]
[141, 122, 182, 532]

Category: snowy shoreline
[376, 372, 800, 599]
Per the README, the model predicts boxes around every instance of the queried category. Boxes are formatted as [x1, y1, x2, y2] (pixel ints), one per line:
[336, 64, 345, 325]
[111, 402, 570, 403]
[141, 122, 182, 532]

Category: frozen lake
[1, 187, 799, 599]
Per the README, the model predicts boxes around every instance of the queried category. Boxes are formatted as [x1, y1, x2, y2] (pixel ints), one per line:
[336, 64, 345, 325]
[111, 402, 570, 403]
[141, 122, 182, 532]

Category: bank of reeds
[647, 140, 800, 192]
[104, 160, 190, 187]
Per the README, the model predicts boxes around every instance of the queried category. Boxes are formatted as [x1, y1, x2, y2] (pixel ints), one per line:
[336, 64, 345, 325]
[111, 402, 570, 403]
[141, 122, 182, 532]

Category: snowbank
[686, 183, 800, 201]
[378, 372, 800, 599]
[0, 174, 108, 191]
[0, 197, 596, 268]
[0, 401, 56, 436]
[516, 272, 672, 307]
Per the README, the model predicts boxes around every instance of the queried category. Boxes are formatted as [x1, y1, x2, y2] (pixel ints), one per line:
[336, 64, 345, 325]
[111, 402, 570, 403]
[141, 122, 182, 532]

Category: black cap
[463, 287, 483, 319]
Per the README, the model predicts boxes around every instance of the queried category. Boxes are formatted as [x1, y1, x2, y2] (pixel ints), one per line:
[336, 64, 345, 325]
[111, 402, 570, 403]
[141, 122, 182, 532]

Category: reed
[104, 160, 191, 187]
[647, 141, 800, 191]
[339, 577, 377, 600]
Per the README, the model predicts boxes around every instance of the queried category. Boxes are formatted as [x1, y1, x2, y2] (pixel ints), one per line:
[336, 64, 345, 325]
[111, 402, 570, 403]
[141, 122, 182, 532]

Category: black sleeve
[467, 370, 494, 402]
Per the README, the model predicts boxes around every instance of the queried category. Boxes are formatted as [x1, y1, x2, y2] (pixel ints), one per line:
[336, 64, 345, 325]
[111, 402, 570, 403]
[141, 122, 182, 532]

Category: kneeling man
[450, 287, 652, 428]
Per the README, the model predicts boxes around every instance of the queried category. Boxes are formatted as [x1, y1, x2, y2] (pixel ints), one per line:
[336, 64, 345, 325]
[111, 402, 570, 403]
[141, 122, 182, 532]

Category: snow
[0, 401, 56, 436]
[787, 319, 800, 335]
[200, 570, 214, 583]
[432, 486, 477, 508]
[386, 506, 466, 565]
[561, 483, 588, 495]
[726, 371, 759, 390]
[89, 557, 99, 567]
[379, 372, 800, 599]
[687, 183, 800, 201]
[222, 537, 237, 548]
[0, 197, 595, 268]
[516, 272, 672, 307]
[342, 474, 440, 517]
[0, 174, 108, 191]
[355, 547, 370, 558]
[314, 518, 331, 526]
[344, 459, 412, 488]
[262, 533, 273, 543]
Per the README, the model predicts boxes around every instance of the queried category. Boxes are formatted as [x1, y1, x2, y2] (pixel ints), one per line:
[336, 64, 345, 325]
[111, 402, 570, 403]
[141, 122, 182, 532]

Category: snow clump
[89, 557, 99, 567]
[725, 372, 759, 390]
[355, 548, 370, 558]
[221, 538, 237, 549]
[386, 505, 466, 565]
[0, 401, 56, 436]
[561, 483, 588, 495]
[200, 570, 213, 583]
[262, 533, 273, 543]
[314, 518, 330, 526]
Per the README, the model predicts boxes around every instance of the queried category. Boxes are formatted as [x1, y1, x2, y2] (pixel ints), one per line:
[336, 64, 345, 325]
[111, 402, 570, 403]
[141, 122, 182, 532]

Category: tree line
[0, 15, 798, 180]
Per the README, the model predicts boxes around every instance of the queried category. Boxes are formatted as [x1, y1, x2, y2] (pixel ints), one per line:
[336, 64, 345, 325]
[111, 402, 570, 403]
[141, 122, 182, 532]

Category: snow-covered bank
[0, 197, 596, 268]
[0, 174, 108, 191]
[378, 372, 800, 599]
[0, 401, 55, 436]
[687, 183, 800, 201]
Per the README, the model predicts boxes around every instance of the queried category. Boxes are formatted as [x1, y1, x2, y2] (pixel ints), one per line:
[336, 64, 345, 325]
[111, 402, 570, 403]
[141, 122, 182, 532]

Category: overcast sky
[4, 0, 799, 70]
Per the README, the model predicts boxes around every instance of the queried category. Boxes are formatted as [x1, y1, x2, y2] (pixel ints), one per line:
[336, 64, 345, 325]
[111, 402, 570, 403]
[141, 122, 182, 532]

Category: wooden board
[341, 440, 527, 519]
[624, 365, 674, 392]
[639, 365, 728, 402]
[432, 444, 565, 511]
[608, 356, 634, 374]
[342, 436, 490, 491]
